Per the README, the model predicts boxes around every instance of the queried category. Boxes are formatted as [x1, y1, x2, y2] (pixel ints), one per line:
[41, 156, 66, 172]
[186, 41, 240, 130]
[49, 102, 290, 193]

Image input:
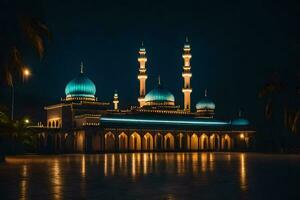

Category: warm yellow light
[23, 68, 31, 77]
[240, 133, 245, 139]
[24, 119, 30, 124]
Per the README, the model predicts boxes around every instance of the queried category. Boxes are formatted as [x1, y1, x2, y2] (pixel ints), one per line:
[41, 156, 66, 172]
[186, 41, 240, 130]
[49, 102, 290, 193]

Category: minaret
[113, 90, 119, 110]
[80, 61, 84, 73]
[137, 42, 148, 107]
[182, 37, 192, 111]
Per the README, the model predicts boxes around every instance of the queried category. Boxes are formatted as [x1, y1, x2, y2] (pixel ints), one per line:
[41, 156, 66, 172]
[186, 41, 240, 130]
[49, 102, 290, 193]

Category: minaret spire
[238, 109, 242, 118]
[205, 89, 208, 97]
[137, 42, 148, 107]
[182, 37, 192, 112]
[158, 75, 161, 85]
[113, 90, 119, 111]
[80, 62, 84, 74]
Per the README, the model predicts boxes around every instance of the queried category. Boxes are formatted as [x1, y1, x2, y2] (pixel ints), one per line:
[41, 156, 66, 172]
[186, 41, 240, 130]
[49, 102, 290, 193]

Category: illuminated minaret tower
[137, 42, 148, 107]
[113, 90, 119, 110]
[182, 37, 192, 112]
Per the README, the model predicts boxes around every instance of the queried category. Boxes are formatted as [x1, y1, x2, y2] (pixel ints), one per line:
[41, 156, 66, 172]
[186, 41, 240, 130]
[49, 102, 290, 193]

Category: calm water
[0, 153, 299, 200]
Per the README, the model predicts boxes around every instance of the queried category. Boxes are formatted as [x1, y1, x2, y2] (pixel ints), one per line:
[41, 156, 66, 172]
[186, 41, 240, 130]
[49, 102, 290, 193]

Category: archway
[155, 133, 163, 151]
[222, 134, 231, 150]
[46, 134, 54, 152]
[92, 133, 101, 152]
[209, 134, 220, 150]
[75, 131, 85, 152]
[191, 133, 199, 151]
[176, 133, 184, 150]
[164, 133, 174, 151]
[118, 132, 128, 151]
[56, 134, 62, 152]
[65, 133, 74, 153]
[129, 132, 141, 151]
[186, 134, 191, 150]
[105, 132, 115, 152]
[143, 133, 153, 151]
[200, 134, 209, 150]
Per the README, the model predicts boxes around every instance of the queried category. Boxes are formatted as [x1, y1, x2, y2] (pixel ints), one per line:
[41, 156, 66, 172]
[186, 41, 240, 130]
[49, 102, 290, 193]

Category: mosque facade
[36, 40, 255, 153]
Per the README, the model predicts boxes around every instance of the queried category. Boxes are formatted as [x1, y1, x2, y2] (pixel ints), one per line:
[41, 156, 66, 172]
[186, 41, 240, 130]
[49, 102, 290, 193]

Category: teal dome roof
[196, 97, 215, 110]
[145, 85, 175, 103]
[65, 72, 96, 99]
[231, 118, 250, 126]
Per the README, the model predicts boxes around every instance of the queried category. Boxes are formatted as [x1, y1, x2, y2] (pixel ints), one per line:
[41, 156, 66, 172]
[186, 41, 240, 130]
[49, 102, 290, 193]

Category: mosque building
[37, 40, 255, 153]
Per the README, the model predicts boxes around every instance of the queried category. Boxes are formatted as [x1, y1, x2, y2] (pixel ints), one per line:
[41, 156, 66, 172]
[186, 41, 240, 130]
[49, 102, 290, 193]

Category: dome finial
[80, 62, 84, 74]
[204, 89, 208, 97]
[185, 36, 189, 43]
[158, 75, 161, 85]
[114, 89, 118, 97]
[238, 109, 242, 117]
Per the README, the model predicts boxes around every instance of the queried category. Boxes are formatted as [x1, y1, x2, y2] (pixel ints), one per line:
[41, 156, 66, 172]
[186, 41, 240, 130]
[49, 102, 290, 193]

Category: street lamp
[11, 67, 31, 121]
[22, 67, 31, 82]
[24, 118, 30, 124]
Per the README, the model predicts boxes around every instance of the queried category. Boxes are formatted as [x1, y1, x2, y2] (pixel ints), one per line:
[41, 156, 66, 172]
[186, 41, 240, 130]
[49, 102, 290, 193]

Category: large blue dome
[65, 72, 96, 99]
[145, 85, 175, 103]
[196, 97, 215, 110]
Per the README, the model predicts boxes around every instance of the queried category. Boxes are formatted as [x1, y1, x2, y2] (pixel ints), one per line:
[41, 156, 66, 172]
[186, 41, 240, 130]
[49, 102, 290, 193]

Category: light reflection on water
[240, 153, 247, 191]
[2, 153, 300, 199]
[52, 159, 62, 200]
[19, 165, 28, 200]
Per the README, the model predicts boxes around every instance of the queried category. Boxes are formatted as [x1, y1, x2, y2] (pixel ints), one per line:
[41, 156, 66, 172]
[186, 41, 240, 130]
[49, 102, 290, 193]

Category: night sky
[0, 0, 298, 124]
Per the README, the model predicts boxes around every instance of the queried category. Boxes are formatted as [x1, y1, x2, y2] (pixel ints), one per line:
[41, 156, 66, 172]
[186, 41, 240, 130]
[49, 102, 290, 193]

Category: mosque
[37, 40, 255, 153]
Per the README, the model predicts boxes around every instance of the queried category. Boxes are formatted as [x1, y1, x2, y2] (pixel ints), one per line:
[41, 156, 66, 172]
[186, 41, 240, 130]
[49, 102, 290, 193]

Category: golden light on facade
[240, 133, 245, 139]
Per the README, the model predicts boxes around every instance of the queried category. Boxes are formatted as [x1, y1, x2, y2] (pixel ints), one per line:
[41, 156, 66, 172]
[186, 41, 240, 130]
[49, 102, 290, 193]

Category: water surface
[0, 153, 299, 199]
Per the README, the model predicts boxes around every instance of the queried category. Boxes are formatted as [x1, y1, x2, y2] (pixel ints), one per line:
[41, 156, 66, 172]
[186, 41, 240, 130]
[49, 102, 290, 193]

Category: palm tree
[0, 5, 50, 160]
[2, 17, 50, 85]
[1, 16, 51, 120]
[259, 72, 300, 152]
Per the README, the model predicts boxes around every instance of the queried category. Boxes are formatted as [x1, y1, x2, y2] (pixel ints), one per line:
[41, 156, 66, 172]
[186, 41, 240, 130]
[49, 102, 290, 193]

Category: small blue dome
[65, 72, 96, 99]
[231, 118, 250, 126]
[145, 86, 175, 103]
[196, 97, 215, 110]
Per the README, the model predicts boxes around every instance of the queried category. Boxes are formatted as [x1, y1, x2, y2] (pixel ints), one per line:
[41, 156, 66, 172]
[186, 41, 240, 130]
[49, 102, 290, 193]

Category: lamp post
[11, 82, 14, 121]
[11, 67, 31, 121]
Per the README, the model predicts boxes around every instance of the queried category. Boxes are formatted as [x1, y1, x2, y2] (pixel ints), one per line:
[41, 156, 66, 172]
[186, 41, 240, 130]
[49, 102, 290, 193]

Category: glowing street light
[11, 66, 32, 121]
[24, 119, 30, 124]
[22, 67, 31, 81]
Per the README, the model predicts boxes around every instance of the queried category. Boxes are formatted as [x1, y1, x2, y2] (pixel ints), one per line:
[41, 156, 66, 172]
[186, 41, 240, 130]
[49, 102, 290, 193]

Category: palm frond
[21, 17, 50, 59]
